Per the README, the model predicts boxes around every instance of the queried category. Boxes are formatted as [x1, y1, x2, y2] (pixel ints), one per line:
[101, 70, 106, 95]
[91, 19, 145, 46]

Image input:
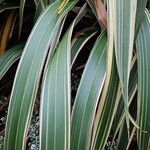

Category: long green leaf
[136, 9, 150, 150]
[91, 1, 115, 148]
[113, 0, 137, 102]
[71, 31, 107, 150]
[0, 44, 24, 79]
[112, 0, 137, 131]
[40, 20, 74, 150]
[4, 1, 77, 149]
[40, 4, 88, 149]
[111, 59, 138, 149]
[112, 60, 137, 131]
[91, 56, 119, 150]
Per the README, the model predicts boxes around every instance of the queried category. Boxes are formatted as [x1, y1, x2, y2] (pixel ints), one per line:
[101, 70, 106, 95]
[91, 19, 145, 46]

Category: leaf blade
[136, 9, 150, 150]
[40, 20, 74, 150]
[71, 31, 107, 150]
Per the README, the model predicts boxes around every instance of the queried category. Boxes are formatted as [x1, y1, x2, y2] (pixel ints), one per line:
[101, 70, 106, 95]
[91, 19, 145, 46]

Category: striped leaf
[113, 0, 137, 102]
[71, 31, 107, 150]
[4, 1, 77, 149]
[40, 19, 74, 150]
[136, 10, 150, 150]
[112, 0, 137, 130]
[112, 58, 138, 135]
[40, 4, 88, 149]
[111, 59, 138, 149]
[91, 56, 119, 150]
[0, 44, 24, 79]
[90, 2, 115, 147]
